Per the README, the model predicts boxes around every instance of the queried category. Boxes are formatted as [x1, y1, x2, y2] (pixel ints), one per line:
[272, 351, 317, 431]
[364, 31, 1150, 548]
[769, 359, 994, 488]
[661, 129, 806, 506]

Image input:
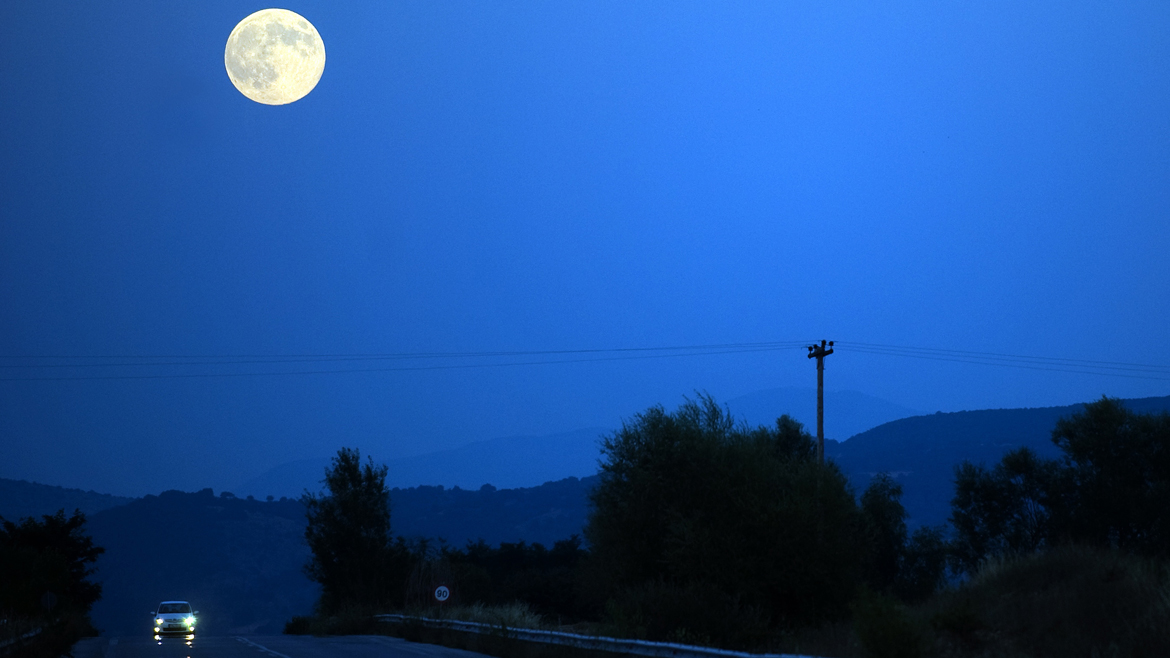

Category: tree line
[300, 394, 1170, 649]
[0, 509, 104, 656]
[950, 396, 1170, 571]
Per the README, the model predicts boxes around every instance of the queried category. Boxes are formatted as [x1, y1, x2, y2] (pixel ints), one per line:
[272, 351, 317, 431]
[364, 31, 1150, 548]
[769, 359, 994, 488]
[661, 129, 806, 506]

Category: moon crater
[225, 9, 325, 105]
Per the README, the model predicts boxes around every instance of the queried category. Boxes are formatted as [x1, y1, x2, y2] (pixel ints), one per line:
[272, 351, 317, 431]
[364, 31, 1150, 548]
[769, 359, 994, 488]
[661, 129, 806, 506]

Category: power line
[0, 341, 809, 364]
[838, 341, 1170, 372]
[0, 342, 811, 382]
[835, 341, 1170, 381]
[1, 339, 1168, 383]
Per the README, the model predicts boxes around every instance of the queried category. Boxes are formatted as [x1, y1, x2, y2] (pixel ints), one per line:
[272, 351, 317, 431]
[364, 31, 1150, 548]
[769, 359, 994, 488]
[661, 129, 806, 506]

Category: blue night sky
[2, 1, 1169, 497]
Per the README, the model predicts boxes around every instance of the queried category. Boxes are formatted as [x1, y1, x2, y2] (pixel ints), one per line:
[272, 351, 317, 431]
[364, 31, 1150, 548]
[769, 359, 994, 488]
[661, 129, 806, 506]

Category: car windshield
[158, 603, 191, 614]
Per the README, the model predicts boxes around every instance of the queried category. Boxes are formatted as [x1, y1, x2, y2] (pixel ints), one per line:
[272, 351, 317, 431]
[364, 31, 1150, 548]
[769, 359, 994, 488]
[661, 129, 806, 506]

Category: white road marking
[235, 636, 293, 658]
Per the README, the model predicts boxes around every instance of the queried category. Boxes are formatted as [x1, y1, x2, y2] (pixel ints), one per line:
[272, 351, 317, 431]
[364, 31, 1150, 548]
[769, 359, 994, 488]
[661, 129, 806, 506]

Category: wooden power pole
[807, 340, 834, 464]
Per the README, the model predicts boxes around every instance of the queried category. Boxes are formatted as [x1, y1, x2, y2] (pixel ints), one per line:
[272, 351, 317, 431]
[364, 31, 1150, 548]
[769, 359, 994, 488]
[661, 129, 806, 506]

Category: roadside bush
[423, 602, 545, 629]
[922, 545, 1170, 657]
[602, 580, 769, 650]
[281, 606, 379, 635]
[443, 537, 591, 621]
[927, 596, 985, 652]
[6, 614, 100, 658]
[895, 525, 949, 603]
[283, 616, 312, 634]
[851, 587, 926, 658]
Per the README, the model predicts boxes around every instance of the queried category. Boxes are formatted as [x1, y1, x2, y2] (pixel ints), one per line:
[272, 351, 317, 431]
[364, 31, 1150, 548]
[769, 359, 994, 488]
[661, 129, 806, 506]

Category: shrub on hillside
[281, 606, 379, 635]
[895, 525, 949, 602]
[951, 397, 1170, 573]
[283, 615, 312, 634]
[923, 545, 1170, 657]
[602, 580, 769, 649]
[440, 536, 594, 622]
[851, 587, 927, 658]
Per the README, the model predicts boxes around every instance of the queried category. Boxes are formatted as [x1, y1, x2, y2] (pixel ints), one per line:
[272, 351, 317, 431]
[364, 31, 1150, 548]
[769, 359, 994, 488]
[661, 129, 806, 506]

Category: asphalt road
[71, 634, 494, 658]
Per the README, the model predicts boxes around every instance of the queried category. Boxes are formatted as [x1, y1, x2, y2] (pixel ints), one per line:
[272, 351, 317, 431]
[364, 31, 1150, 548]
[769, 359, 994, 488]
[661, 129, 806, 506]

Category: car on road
[152, 601, 197, 636]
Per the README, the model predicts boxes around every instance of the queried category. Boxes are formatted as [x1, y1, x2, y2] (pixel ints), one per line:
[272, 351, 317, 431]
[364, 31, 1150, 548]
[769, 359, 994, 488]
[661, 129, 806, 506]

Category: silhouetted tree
[585, 394, 863, 640]
[0, 510, 103, 619]
[949, 397, 1170, 574]
[859, 474, 908, 594]
[950, 447, 1058, 573]
[0, 509, 104, 650]
[895, 525, 949, 602]
[303, 447, 410, 612]
[1049, 396, 1170, 555]
[858, 474, 948, 602]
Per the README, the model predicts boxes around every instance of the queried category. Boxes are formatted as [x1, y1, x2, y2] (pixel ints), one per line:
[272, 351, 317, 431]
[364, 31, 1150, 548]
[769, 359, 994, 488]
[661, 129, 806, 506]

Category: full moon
[225, 9, 325, 105]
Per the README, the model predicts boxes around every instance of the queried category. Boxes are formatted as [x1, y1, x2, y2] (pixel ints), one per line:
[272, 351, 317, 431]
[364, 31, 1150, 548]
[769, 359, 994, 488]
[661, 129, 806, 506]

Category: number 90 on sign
[434, 585, 450, 602]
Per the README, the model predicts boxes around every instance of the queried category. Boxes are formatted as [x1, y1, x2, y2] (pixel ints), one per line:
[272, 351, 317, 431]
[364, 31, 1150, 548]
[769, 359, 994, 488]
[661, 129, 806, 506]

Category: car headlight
[156, 618, 163, 625]
[185, 616, 195, 626]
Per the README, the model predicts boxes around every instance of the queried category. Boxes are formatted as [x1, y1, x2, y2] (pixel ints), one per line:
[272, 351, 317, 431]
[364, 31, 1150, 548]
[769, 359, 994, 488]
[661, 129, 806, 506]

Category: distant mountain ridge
[235, 427, 609, 500]
[9, 393, 1170, 636]
[390, 476, 597, 547]
[725, 386, 921, 441]
[10, 394, 1170, 534]
[0, 477, 134, 523]
[234, 387, 920, 499]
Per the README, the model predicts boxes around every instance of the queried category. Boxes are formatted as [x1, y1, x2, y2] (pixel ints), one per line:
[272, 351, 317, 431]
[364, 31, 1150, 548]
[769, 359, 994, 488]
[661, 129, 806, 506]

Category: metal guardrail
[374, 614, 829, 658]
[0, 627, 43, 655]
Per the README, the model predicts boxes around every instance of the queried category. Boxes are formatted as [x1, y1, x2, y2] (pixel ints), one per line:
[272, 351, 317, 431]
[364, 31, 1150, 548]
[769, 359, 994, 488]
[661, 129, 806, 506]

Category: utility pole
[807, 340, 834, 464]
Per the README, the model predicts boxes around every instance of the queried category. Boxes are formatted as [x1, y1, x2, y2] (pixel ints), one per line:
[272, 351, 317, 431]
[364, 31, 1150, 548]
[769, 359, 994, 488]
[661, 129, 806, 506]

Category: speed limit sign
[434, 585, 450, 602]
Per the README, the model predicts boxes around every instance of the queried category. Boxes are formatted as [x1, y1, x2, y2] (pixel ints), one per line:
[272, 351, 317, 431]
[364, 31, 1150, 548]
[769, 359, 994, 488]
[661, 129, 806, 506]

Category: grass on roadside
[403, 602, 547, 630]
[289, 546, 1170, 658]
[918, 544, 1170, 658]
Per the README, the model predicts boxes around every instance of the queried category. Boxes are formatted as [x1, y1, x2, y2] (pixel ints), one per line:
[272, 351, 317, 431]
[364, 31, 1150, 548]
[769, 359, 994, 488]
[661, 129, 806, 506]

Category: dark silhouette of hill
[725, 387, 920, 441]
[236, 428, 608, 499]
[82, 478, 598, 636]
[390, 476, 597, 546]
[828, 394, 1170, 529]
[235, 388, 918, 500]
[17, 393, 1170, 635]
[0, 477, 134, 522]
[85, 489, 316, 637]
